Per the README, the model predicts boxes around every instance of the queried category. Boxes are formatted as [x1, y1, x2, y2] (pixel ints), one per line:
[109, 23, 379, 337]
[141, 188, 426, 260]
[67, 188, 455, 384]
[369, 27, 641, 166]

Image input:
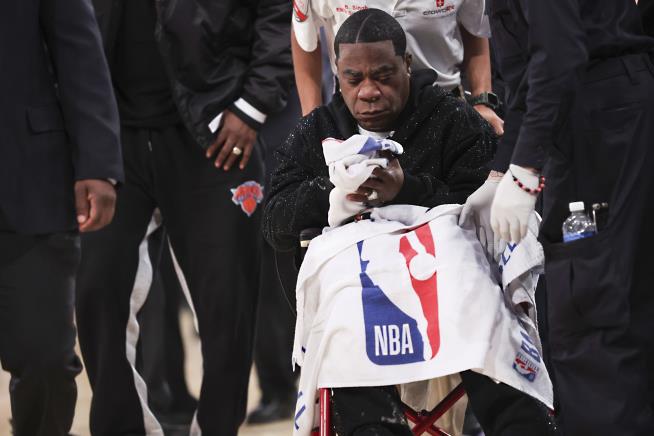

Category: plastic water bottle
[562, 201, 597, 242]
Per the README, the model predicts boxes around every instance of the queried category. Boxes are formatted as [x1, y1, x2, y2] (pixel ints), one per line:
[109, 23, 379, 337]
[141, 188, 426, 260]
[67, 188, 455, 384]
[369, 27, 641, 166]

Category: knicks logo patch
[231, 181, 263, 217]
[358, 223, 440, 366]
[293, 0, 309, 22]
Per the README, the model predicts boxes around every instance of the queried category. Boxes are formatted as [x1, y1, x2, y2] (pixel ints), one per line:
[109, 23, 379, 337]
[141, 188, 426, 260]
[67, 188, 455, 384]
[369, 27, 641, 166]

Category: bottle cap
[569, 201, 585, 212]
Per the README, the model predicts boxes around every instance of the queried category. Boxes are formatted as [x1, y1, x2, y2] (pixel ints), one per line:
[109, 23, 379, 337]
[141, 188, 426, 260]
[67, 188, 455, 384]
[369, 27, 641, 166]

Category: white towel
[322, 135, 403, 227]
[291, 205, 553, 436]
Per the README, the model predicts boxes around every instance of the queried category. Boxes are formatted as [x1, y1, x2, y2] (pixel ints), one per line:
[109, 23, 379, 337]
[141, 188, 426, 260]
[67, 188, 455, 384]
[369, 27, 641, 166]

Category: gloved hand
[459, 176, 501, 259]
[490, 164, 541, 243]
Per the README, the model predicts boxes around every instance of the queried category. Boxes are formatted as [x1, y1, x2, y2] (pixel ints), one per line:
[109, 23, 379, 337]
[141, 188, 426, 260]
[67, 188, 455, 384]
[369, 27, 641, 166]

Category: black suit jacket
[0, 0, 123, 234]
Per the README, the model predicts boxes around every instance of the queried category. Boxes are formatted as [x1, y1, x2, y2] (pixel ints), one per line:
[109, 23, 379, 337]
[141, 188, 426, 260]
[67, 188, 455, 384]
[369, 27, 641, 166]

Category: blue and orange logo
[231, 181, 263, 217]
[358, 223, 440, 365]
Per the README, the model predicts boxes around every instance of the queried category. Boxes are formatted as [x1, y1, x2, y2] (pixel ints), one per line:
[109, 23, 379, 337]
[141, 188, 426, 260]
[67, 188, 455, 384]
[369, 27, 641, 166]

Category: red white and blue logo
[513, 330, 541, 382]
[231, 181, 263, 217]
[359, 223, 441, 365]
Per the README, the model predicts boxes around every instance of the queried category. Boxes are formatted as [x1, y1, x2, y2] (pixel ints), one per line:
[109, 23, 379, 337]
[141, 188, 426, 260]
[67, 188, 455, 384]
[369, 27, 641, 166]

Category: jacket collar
[326, 69, 446, 143]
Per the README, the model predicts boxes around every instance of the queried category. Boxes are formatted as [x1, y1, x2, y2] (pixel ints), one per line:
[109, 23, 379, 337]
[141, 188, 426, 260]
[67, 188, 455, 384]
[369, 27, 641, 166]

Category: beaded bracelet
[510, 170, 546, 195]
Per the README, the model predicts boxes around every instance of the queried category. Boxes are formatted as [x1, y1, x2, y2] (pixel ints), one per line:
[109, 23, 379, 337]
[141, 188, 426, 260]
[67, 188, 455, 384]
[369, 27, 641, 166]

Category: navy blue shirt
[490, 0, 653, 172]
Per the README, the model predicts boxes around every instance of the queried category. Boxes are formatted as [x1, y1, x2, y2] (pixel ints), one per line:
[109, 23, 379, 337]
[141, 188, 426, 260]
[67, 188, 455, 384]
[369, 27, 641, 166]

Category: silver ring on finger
[231, 146, 243, 156]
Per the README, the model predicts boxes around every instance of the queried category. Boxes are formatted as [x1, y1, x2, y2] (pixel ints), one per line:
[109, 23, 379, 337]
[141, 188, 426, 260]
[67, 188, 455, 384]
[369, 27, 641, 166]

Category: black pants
[76, 124, 264, 435]
[253, 88, 302, 403]
[330, 371, 552, 436]
[0, 232, 82, 436]
[137, 226, 196, 417]
[539, 53, 654, 435]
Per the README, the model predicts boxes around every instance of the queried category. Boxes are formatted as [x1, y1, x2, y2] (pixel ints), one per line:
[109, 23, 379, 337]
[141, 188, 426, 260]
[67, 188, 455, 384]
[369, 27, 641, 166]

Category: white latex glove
[459, 178, 500, 258]
[490, 164, 540, 243]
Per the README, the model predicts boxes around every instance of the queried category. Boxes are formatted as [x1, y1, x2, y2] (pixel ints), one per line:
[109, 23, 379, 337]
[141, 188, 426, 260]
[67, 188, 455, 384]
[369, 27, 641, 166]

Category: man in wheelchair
[263, 9, 553, 436]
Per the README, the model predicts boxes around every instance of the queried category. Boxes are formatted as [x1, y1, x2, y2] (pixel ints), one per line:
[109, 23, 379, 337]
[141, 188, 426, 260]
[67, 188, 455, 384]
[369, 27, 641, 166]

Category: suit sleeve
[512, 0, 587, 169]
[39, 0, 123, 183]
[392, 103, 496, 207]
[229, 0, 295, 130]
[490, 99, 524, 172]
[263, 116, 332, 252]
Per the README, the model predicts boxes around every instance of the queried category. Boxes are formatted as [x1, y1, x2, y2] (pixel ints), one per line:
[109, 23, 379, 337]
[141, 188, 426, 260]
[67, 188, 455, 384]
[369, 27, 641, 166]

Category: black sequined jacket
[263, 70, 497, 252]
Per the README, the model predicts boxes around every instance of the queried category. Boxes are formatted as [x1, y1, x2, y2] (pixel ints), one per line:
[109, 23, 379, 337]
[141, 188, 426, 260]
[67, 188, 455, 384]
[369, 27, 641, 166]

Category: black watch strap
[467, 92, 500, 111]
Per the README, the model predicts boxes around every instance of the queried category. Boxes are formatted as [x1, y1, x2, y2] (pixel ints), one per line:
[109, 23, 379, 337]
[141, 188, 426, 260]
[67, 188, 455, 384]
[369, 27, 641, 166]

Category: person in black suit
[0, 0, 123, 435]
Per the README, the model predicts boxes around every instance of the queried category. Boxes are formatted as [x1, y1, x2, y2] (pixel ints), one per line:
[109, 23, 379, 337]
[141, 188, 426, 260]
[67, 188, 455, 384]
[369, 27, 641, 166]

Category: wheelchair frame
[311, 384, 466, 436]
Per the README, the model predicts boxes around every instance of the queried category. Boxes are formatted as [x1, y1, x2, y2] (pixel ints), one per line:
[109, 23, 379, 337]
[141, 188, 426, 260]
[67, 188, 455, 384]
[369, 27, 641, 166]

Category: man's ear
[404, 53, 412, 73]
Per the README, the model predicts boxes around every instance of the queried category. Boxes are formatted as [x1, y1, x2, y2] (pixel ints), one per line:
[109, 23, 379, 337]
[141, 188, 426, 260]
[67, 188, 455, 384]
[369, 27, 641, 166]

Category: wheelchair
[296, 228, 467, 436]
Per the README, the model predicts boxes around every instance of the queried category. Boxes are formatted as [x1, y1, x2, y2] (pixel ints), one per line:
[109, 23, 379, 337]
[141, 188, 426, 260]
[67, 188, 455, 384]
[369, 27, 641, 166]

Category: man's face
[336, 40, 411, 132]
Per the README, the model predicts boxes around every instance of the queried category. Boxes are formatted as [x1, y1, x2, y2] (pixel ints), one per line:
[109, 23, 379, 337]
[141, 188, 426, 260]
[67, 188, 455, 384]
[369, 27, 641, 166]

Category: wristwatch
[466, 92, 500, 111]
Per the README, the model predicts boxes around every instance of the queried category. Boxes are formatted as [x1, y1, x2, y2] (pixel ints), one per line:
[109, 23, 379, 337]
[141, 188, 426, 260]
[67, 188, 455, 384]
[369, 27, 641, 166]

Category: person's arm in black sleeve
[392, 104, 496, 208]
[39, 0, 123, 184]
[263, 118, 332, 252]
[490, 104, 523, 172]
[513, 0, 587, 170]
[228, 0, 295, 130]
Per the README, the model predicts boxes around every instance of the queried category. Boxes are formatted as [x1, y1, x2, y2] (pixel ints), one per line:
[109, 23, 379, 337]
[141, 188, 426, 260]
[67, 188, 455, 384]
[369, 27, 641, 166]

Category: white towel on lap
[291, 205, 553, 436]
[323, 135, 403, 227]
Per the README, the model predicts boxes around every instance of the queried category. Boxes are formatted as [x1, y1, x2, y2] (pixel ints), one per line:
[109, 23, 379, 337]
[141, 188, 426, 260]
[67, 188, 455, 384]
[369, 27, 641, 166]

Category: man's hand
[459, 173, 502, 259]
[346, 157, 404, 206]
[206, 110, 257, 171]
[474, 105, 504, 136]
[490, 165, 540, 243]
[75, 179, 117, 233]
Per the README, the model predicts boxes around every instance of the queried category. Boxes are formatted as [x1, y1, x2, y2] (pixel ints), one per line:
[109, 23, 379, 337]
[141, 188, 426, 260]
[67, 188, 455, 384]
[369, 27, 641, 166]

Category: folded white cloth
[323, 135, 403, 227]
[322, 135, 404, 164]
[497, 213, 544, 353]
[291, 205, 553, 436]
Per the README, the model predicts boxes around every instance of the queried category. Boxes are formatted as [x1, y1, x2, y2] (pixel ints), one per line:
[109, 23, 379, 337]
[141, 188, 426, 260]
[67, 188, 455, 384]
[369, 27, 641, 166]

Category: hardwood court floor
[0, 310, 293, 436]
